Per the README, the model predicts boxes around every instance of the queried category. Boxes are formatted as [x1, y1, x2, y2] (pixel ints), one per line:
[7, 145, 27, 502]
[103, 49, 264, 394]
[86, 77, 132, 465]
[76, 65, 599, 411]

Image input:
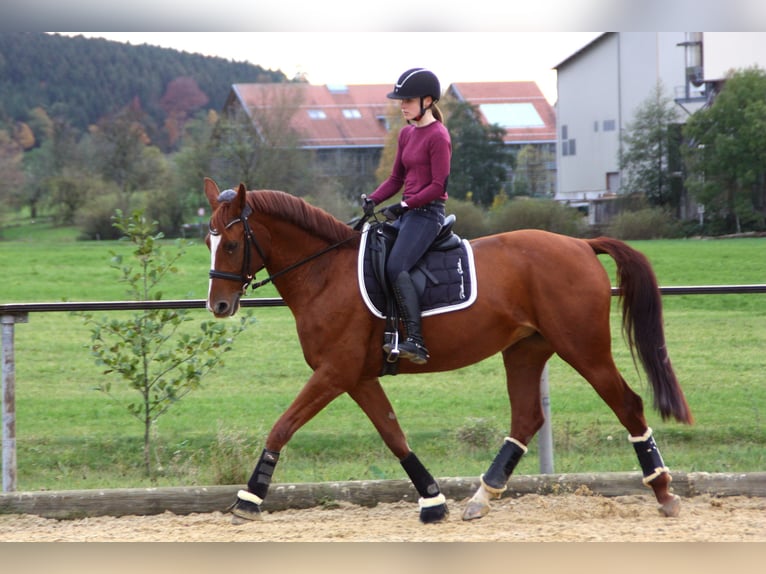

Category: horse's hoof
[229, 498, 263, 524]
[420, 503, 448, 524]
[658, 494, 681, 517]
[461, 501, 490, 521]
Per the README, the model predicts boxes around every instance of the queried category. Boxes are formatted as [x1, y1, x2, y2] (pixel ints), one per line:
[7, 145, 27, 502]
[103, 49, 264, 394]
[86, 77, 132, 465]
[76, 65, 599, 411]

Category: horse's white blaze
[207, 234, 222, 311]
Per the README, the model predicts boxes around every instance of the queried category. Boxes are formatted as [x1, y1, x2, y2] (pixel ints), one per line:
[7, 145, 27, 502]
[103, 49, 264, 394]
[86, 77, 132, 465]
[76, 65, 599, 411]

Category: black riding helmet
[387, 68, 441, 101]
[387, 68, 441, 122]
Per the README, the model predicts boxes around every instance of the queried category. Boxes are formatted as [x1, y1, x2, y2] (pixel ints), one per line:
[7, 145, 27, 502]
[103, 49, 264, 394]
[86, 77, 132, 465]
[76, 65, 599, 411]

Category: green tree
[514, 144, 556, 198]
[619, 82, 683, 210]
[445, 100, 513, 207]
[682, 66, 766, 233]
[80, 210, 253, 477]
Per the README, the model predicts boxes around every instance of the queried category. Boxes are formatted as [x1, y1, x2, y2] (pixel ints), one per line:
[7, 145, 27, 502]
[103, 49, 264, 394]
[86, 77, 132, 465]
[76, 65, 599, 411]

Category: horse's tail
[587, 237, 693, 424]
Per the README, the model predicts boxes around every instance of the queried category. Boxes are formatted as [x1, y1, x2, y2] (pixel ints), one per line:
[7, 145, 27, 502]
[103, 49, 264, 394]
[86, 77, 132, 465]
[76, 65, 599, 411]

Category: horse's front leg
[229, 370, 346, 524]
[348, 378, 448, 524]
[463, 337, 549, 521]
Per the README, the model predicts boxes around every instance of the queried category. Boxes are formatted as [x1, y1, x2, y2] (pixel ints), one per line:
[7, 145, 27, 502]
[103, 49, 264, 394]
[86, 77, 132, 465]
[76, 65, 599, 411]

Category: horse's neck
[263, 220, 338, 301]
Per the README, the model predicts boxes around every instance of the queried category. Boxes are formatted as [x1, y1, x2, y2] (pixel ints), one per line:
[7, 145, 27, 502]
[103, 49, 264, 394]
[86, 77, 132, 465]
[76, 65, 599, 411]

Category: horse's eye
[224, 241, 238, 254]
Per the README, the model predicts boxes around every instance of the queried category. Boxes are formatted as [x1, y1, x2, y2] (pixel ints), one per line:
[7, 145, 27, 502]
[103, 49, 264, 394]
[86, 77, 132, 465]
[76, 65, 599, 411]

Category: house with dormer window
[222, 79, 557, 199]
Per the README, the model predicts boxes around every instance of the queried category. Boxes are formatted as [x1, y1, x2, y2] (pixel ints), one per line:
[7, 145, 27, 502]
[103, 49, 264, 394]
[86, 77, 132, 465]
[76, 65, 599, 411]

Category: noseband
[208, 202, 268, 290]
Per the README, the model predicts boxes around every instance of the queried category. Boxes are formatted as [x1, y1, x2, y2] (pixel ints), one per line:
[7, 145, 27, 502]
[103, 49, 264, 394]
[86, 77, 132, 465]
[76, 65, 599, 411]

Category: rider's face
[400, 96, 432, 121]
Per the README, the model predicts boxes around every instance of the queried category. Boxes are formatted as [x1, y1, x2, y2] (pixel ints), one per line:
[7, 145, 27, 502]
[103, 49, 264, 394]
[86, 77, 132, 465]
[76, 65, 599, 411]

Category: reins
[248, 233, 358, 291]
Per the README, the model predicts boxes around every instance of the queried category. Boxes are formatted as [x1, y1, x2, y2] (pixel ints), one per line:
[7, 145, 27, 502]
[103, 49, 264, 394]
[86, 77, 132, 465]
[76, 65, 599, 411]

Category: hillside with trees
[0, 32, 287, 152]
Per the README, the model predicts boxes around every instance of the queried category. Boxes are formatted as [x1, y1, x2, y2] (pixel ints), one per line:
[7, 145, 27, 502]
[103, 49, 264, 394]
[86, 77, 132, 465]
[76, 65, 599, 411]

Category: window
[594, 121, 599, 132]
[342, 109, 362, 119]
[307, 109, 326, 120]
[479, 103, 544, 128]
[603, 119, 616, 131]
[561, 125, 576, 157]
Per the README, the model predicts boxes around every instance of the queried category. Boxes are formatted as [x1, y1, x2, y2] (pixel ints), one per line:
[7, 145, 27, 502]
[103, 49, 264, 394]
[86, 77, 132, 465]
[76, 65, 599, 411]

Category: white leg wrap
[480, 474, 507, 496]
[237, 489, 263, 505]
[641, 467, 671, 486]
[504, 436, 529, 453]
[628, 427, 654, 443]
[418, 493, 447, 509]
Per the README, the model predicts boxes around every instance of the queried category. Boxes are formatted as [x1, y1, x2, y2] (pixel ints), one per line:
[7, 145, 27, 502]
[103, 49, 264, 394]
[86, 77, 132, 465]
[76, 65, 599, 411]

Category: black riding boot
[390, 271, 429, 365]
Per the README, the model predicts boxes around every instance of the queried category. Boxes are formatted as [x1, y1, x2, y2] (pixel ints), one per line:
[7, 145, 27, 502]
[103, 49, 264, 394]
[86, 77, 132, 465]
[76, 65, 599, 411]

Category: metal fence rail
[3, 284, 766, 492]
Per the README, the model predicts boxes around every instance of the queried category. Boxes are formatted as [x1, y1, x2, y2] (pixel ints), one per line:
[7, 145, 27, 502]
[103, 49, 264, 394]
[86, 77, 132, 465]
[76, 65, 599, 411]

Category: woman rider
[362, 68, 451, 365]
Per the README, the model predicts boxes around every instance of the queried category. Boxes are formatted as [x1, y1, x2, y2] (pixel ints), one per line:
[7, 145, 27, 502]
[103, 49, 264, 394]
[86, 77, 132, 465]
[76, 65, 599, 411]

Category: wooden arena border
[1, 471, 764, 520]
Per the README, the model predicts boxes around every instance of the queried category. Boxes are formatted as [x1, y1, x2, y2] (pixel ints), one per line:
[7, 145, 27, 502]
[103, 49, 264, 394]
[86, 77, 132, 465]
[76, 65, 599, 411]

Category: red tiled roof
[228, 80, 556, 149]
[447, 81, 557, 144]
[231, 83, 394, 148]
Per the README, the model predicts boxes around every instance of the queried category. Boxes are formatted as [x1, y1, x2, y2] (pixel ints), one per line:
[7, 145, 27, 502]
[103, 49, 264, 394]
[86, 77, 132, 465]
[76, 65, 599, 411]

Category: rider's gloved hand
[381, 201, 408, 221]
[361, 194, 376, 217]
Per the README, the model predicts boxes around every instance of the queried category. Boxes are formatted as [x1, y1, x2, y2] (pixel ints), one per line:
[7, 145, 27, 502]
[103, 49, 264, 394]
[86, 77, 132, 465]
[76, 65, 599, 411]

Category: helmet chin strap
[411, 96, 430, 123]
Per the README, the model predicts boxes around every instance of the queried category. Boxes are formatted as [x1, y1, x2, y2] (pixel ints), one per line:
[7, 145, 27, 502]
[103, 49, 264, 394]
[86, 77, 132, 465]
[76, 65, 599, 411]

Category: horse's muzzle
[209, 293, 241, 318]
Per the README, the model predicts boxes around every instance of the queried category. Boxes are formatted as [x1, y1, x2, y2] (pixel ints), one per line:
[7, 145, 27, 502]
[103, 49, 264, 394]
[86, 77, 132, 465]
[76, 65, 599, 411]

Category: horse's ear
[236, 183, 248, 213]
[204, 177, 221, 210]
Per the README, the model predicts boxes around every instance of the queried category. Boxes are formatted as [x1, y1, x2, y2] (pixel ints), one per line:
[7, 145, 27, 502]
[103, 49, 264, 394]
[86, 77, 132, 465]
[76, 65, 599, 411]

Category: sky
[60, 32, 603, 105]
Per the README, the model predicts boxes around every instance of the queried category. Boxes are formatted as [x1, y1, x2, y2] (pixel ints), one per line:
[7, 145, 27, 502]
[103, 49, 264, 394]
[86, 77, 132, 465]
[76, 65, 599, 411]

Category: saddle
[358, 215, 477, 374]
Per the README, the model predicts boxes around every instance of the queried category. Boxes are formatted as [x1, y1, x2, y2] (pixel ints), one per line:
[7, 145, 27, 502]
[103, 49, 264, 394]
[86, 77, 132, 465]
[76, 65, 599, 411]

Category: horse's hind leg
[348, 378, 448, 524]
[558, 347, 680, 517]
[463, 335, 552, 521]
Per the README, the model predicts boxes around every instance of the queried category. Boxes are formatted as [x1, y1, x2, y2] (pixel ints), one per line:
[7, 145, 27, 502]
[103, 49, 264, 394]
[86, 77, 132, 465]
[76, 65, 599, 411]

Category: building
[223, 79, 556, 198]
[222, 82, 393, 197]
[445, 81, 557, 196]
[554, 32, 766, 225]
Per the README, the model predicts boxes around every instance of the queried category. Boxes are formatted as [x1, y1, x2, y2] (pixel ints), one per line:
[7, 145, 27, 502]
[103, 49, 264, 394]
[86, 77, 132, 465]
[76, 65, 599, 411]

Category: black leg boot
[392, 271, 429, 364]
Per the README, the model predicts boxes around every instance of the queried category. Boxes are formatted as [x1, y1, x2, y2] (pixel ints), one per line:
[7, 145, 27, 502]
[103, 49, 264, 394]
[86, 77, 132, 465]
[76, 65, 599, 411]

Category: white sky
[60, 32, 603, 105]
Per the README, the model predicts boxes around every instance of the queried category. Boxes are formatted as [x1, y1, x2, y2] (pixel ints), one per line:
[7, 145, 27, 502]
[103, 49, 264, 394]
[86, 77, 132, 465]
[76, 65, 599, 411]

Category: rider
[362, 68, 452, 365]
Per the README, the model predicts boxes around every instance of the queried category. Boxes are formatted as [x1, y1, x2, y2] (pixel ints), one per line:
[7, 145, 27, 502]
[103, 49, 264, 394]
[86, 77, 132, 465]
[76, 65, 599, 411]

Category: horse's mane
[247, 190, 359, 247]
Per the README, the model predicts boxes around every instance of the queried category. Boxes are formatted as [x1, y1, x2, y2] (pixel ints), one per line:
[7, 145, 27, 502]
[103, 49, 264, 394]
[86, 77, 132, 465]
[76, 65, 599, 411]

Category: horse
[203, 177, 693, 524]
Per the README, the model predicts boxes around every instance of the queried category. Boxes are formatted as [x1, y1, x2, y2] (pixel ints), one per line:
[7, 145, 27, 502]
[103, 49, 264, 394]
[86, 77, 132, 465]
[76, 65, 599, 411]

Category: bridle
[208, 199, 361, 293]
[208, 202, 268, 290]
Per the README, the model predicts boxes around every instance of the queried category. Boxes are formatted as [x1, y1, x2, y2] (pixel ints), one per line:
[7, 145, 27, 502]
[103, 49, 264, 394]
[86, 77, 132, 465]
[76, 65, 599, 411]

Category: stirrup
[382, 331, 400, 362]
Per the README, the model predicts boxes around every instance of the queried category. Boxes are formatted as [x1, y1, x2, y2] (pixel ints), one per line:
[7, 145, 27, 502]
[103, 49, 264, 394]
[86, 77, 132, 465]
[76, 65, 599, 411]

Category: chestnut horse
[203, 178, 693, 524]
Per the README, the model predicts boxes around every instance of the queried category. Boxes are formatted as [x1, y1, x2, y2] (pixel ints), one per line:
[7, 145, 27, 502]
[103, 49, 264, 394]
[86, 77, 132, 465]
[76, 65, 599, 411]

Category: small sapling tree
[81, 209, 253, 477]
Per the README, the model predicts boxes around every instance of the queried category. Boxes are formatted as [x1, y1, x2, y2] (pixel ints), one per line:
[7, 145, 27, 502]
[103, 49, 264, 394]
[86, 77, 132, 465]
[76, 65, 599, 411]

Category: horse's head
[204, 177, 268, 317]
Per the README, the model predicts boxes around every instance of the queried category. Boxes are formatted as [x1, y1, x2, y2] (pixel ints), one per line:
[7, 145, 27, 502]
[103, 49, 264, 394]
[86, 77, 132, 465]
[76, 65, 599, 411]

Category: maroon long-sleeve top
[369, 121, 451, 209]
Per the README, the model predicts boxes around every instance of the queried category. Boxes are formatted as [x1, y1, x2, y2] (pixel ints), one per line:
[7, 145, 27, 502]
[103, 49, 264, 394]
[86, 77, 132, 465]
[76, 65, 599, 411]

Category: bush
[454, 417, 502, 452]
[606, 207, 682, 240]
[76, 192, 123, 240]
[447, 198, 490, 239]
[489, 198, 586, 237]
[207, 423, 262, 485]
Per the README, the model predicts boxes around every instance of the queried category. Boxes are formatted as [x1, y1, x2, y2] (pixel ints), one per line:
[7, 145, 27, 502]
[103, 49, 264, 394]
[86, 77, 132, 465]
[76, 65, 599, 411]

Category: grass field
[1, 220, 764, 491]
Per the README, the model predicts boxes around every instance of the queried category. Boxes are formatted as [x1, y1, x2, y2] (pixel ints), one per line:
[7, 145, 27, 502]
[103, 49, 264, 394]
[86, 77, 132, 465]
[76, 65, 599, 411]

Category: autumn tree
[159, 76, 210, 149]
[91, 99, 166, 212]
[211, 85, 312, 194]
[0, 129, 25, 222]
[374, 103, 406, 185]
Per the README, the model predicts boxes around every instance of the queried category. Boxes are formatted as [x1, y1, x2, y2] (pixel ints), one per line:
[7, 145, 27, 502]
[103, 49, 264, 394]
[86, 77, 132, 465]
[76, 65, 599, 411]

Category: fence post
[2, 313, 27, 492]
[538, 363, 554, 474]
